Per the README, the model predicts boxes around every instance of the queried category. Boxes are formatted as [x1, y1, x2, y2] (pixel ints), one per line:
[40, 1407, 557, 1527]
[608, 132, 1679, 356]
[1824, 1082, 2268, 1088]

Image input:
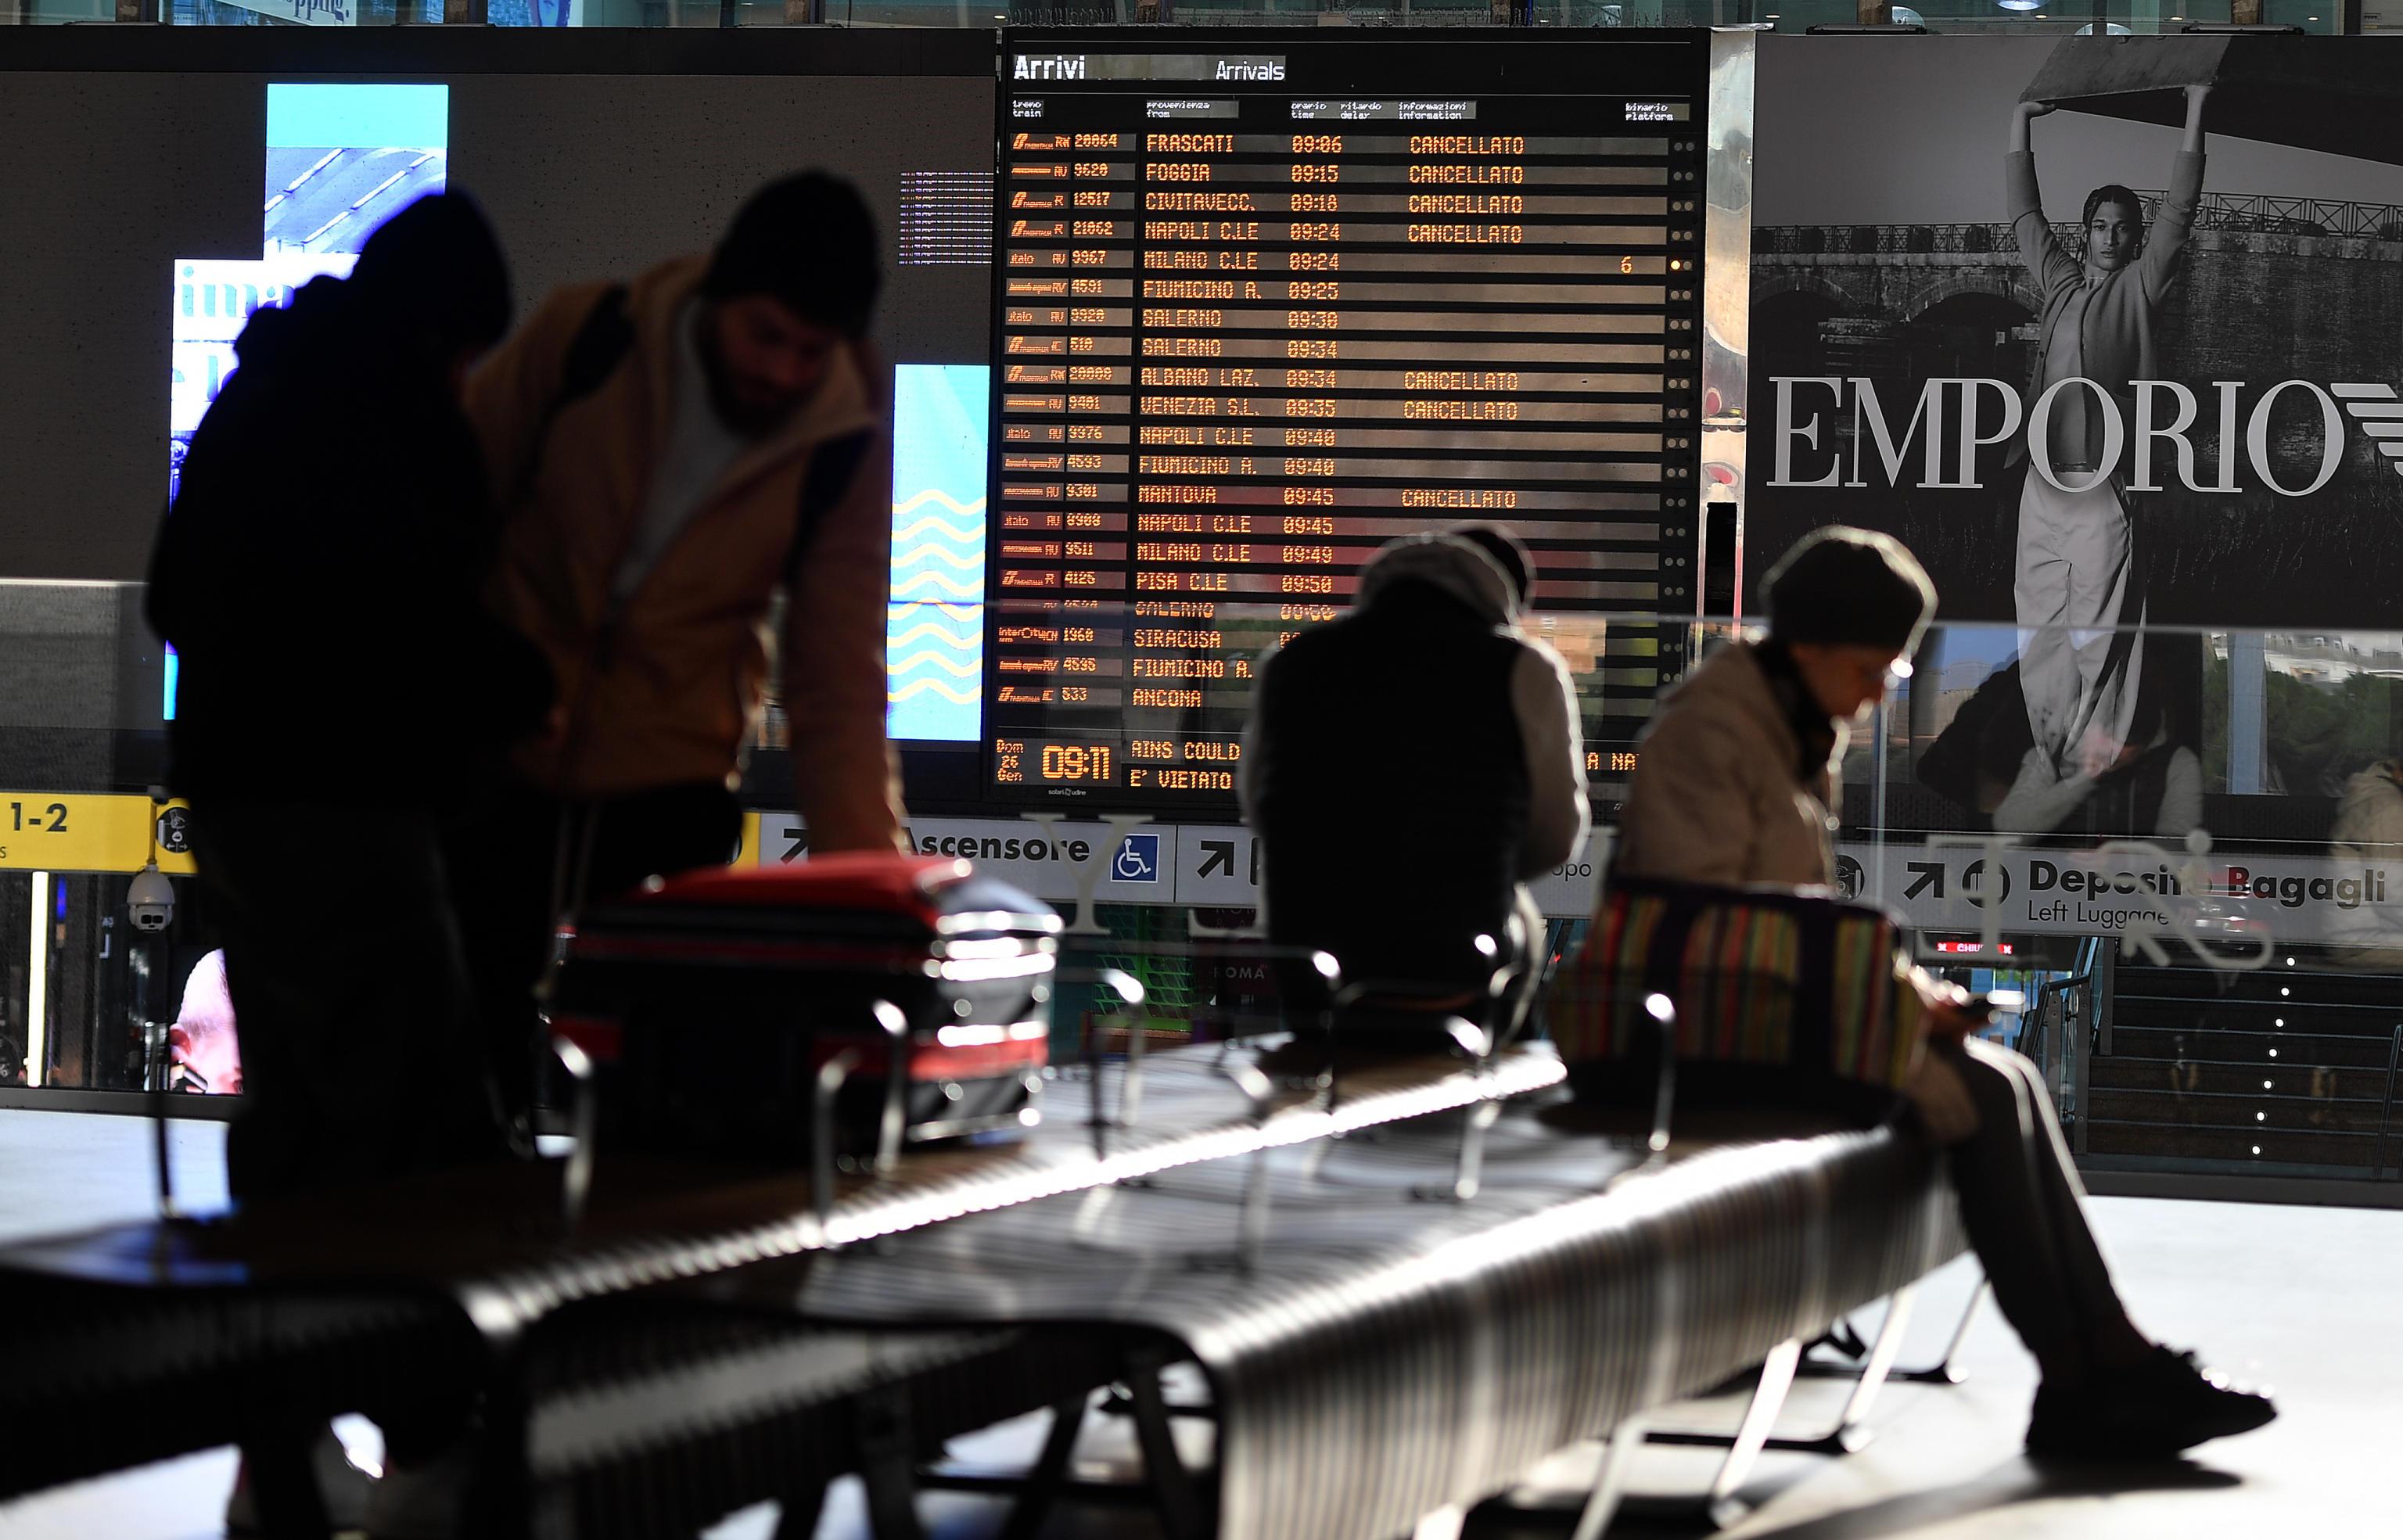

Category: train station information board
[986, 31, 1712, 805]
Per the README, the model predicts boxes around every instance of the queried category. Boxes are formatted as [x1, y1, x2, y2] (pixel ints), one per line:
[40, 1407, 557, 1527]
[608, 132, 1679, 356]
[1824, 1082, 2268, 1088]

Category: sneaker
[2026, 1346, 2277, 1460]
[224, 1427, 375, 1534]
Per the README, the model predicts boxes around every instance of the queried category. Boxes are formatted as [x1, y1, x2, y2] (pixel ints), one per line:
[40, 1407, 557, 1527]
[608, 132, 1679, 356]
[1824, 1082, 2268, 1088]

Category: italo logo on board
[1766, 375, 2403, 497]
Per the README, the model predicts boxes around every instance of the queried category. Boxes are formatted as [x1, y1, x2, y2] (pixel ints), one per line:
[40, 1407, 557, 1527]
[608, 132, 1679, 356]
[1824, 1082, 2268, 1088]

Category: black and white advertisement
[1749, 36, 2403, 855]
[1751, 35, 2403, 634]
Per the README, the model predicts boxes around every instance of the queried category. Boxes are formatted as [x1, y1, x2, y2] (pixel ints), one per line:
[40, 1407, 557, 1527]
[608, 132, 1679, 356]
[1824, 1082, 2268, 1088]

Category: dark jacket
[148, 277, 554, 805]
[1241, 536, 1588, 992]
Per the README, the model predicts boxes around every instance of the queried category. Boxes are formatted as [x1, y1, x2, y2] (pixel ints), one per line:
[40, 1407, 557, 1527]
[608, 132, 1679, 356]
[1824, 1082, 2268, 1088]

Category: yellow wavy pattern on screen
[888, 651, 979, 677]
[888, 677, 981, 704]
[890, 489, 986, 519]
[893, 571, 982, 598]
[892, 513, 986, 545]
[889, 620, 982, 650]
[889, 544, 982, 571]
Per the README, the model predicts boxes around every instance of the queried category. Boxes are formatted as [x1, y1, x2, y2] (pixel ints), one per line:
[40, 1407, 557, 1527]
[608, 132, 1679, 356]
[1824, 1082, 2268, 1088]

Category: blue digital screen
[887, 363, 989, 743]
[264, 84, 449, 257]
[163, 88, 994, 748]
[167, 84, 452, 720]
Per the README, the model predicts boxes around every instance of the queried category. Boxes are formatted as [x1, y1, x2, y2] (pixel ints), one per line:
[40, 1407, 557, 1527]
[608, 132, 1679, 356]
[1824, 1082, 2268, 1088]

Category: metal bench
[723, 1085, 1969, 1540]
[0, 1028, 1561, 1536]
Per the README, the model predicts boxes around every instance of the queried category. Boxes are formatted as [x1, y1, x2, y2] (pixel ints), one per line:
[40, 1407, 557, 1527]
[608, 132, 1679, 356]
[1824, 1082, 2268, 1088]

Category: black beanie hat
[350, 190, 512, 350]
[1762, 526, 1936, 655]
[1451, 524, 1532, 606]
[702, 172, 882, 336]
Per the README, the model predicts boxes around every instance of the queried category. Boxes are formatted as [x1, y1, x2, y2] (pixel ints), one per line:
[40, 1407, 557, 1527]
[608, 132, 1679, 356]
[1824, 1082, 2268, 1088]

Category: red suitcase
[550, 854, 1060, 1163]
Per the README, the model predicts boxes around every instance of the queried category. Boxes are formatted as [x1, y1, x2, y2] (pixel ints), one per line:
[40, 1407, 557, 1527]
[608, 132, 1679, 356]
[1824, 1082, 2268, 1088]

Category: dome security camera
[128, 862, 174, 933]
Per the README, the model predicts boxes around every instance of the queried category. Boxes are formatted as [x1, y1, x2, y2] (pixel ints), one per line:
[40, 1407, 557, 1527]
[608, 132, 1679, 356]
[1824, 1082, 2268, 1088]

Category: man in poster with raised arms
[2008, 82, 2211, 783]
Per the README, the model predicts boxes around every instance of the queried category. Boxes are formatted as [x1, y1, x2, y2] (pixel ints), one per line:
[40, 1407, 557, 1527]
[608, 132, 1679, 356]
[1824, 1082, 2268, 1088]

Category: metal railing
[2372, 1025, 2402, 1180]
[1758, 191, 2403, 260]
[2192, 192, 2403, 240]
[2012, 935, 2105, 1150]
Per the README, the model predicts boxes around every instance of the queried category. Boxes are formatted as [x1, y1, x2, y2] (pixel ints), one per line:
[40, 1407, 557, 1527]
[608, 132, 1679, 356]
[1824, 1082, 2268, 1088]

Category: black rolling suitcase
[550, 853, 1060, 1163]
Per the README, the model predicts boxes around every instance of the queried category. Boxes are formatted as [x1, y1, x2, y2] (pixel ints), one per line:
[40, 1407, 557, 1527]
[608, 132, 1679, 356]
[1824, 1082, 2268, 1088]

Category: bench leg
[1237, 1147, 1274, 1269]
[1654, 1286, 1918, 1458]
[240, 1427, 333, 1540]
[1412, 1099, 1500, 1204]
[1704, 1337, 1800, 1524]
[1617, 1338, 1800, 1532]
[857, 1384, 925, 1540]
[1891, 1276, 1988, 1385]
[996, 1394, 1095, 1540]
[771, 1476, 829, 1540]
[1818, 1283, 1915, 1447]
[1126, 1351, 1209, 1540]
[1567, 1415, 1649, 1540]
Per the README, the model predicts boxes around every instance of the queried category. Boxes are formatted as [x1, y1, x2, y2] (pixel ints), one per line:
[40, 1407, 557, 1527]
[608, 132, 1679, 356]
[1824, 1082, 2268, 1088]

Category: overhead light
[1999, 0, 2040, 8]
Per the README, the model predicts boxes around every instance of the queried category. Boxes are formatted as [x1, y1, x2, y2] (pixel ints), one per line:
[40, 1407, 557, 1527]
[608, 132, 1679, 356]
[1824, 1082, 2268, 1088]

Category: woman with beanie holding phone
[1611, 527, 2273, 1462]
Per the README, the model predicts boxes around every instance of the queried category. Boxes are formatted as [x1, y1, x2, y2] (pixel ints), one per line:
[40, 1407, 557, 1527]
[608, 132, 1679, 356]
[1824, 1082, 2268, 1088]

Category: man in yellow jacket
[453, 171, 907, 1131]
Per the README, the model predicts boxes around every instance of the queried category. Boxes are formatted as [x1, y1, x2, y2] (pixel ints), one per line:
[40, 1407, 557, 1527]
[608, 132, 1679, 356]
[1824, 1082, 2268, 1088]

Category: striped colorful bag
[1547, 877, 1927, 1114]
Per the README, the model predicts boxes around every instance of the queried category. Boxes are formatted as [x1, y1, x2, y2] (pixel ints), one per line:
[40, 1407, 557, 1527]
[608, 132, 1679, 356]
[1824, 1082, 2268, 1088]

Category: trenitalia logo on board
[1766, 375, 2403, 497]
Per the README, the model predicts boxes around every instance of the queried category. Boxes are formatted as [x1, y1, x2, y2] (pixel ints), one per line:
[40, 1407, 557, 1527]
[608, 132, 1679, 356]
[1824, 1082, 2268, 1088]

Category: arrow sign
[1904, 862, 1945, 900]
[1198, 839, 1237, 879]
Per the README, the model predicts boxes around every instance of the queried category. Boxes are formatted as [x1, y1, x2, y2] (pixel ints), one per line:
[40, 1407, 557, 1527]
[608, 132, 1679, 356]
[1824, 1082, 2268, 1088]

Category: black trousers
[444, 778, 743, 1131]
[190, 799, 508, 1204]
[1933, 1037, 2135, 1383]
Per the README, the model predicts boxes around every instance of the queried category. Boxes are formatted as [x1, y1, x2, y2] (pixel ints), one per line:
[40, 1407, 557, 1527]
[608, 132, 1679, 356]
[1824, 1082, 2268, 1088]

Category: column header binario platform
[986, 30, 1712, 806]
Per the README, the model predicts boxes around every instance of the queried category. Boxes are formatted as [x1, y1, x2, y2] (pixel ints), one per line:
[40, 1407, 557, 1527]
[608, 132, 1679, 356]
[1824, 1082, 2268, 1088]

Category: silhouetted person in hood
[149, 192, 554, 1205]
[1243, 527, 1588, 1044]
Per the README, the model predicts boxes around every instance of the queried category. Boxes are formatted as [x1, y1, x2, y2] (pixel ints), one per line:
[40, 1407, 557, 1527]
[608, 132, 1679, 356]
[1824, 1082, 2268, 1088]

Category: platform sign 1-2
[0, 795, 199, 875]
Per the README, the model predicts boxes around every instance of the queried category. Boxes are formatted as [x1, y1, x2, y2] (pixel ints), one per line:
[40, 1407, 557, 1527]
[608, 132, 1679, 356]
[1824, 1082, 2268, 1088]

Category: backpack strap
[512, 284, 634, 508]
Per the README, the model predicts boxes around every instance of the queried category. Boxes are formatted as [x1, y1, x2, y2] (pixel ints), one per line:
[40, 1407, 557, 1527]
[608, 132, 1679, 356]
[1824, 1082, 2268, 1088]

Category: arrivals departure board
[986, 31, 1712, 805]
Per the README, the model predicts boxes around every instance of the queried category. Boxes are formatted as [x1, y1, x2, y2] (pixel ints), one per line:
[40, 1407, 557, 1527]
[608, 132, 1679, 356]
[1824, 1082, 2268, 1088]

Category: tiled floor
[2, 1109, 2395, 1540]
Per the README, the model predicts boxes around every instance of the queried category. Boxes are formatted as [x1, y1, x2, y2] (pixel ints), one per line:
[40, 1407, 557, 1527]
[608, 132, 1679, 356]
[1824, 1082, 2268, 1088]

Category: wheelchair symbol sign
[1113, 832, 1162, 884]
